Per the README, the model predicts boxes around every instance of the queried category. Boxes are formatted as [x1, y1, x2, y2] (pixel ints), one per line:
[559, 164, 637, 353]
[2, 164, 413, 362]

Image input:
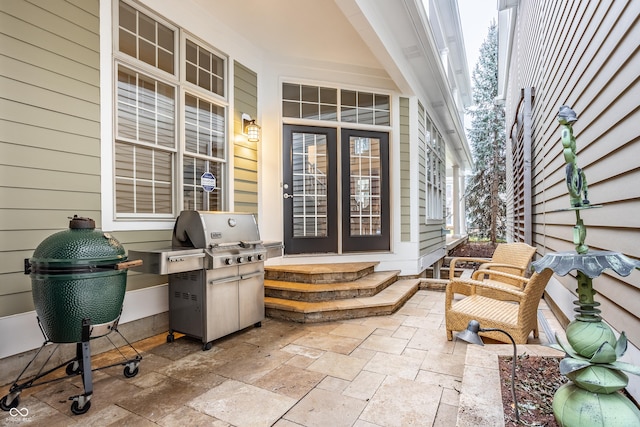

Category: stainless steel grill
[130, 210, 280, 350]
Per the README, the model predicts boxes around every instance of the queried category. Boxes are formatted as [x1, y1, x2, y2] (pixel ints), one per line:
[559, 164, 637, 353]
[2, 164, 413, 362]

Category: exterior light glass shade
[456, 320, 521, 423]
[246, 120, 260, 142]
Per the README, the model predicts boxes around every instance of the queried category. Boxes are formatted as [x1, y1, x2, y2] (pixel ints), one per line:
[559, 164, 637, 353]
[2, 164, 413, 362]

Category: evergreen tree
[465, 21, 506, 243]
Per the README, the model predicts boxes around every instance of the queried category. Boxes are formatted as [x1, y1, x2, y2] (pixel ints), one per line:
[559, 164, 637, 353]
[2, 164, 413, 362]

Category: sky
[457, 0, 498, 80]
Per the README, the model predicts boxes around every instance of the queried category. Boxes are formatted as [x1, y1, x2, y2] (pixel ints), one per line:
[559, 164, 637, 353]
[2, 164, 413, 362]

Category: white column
[459, 171, 467, 235]
[452, 165, 460, 236]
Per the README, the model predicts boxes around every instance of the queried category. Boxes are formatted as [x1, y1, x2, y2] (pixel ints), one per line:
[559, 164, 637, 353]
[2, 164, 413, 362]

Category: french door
[282, 125, 389, 254]
[341, 128, 390, 252]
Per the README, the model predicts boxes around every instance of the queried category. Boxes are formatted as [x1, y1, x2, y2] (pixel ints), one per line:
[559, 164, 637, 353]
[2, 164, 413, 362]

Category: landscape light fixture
[242, 113, 261, 142]
[456, 320, 520, 423]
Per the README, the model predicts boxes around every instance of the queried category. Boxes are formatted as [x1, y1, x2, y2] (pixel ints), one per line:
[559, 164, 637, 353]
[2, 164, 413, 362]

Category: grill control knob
[224, 258, 233, 265]
[247, 255, 254, 262]
[257, 254, 264, 261]
[236, 257, 244, 264]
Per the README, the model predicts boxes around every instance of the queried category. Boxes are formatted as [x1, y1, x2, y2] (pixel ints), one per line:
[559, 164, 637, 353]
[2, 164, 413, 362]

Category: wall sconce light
[242, 113, 261, 142]
[456, 320, 521, 423]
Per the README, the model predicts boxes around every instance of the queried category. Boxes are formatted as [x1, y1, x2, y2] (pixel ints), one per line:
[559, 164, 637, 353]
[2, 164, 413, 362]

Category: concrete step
[264, 262, 378, 284]
[264, 270, 400, 302]
[265, 279, 420, 323]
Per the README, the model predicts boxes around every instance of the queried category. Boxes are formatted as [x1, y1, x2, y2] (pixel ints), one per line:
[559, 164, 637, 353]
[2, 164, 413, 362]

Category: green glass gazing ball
[566, 320, 616, 358]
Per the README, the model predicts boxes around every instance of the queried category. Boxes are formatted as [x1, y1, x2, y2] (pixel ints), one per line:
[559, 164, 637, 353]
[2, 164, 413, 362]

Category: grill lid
[29, 215, 126, 271]
[172, 210, 262, 249]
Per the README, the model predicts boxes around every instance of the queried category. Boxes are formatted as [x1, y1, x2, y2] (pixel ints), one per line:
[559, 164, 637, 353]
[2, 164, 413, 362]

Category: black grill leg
[70, 319, 93, 413]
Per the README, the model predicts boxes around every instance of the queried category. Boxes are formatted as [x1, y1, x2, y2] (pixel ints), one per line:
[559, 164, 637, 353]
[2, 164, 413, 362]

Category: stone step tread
[264, 270, 400, 293]
[264, 262, 379, 284]
[264, 279, 419, 314]
[264, 262, 379, 275]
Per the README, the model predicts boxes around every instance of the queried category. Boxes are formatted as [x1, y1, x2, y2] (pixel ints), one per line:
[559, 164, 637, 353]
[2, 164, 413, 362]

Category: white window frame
[101, 0, 229, 231]
[418, 102, 445, 223]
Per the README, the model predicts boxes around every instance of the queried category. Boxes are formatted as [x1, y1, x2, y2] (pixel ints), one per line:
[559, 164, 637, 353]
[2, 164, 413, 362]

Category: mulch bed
[499, 355, 566, 426]
[449, 241, 498, 259]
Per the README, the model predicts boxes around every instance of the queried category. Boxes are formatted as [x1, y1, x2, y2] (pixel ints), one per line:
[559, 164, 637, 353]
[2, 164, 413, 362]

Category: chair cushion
[450, 295, 518, 326]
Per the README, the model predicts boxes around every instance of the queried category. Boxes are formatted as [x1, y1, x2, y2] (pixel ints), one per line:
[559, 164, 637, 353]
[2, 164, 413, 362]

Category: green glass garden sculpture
[531, 106, 640, 426]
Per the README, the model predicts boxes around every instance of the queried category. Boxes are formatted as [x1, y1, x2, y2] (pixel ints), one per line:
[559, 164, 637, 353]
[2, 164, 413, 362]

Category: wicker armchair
[445, 268, 554, 344]
[449, 242, 536, 294]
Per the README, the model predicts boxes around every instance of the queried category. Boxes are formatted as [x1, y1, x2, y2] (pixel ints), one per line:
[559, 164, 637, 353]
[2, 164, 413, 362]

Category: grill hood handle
[115, 259, 143, 270]
[240, 240, 262, 248]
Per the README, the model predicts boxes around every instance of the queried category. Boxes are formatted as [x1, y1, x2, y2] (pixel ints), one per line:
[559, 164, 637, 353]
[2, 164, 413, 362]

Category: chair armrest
[471, 269, 531, 284]
[471, 280, 527, 301]
[471, 265, 529, 285]
[477, 262, 526, 273]
[449, 257, 492, 278]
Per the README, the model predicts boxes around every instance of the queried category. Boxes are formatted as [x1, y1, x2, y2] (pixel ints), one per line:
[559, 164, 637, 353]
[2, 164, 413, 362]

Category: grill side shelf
[127, 249, 205, 275]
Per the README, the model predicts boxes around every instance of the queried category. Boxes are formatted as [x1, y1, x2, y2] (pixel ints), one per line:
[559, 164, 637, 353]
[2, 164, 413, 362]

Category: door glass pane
[292, 132, 328, 237]
[349, 137, 381, 236]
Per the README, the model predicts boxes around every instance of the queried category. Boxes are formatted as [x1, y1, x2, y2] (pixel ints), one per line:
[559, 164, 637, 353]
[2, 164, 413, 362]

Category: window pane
[283, 83, 300, 100]
[115, 143, 134, 178]
[320, 104, 337, 121]
[119, 2, 136, 32]
[115, 179, 134, 212]
[119, 29, 136, 58]
[375, 110, 390, 126]
[158, 50, 173, 75]
[358, 92, 374, 108]
[155, 183, 172, 213]
[154, 149, 172, 182]
[341, 107, 357, 122]
[186, 40, 197, 64]
[342, 90, 356, 106]
[136, 147, 153, 180]
[301, 103, 319, 120]
[320, 87, 337, 104]
[302, 85, 318, 102]
[158, 25, 173, 51]
[138, 12, 156, 43]
[375, 94, 389, 110]
[283, 101, 300, 118]
[138, 39, 156, 68]
[186, 63, 197, 86]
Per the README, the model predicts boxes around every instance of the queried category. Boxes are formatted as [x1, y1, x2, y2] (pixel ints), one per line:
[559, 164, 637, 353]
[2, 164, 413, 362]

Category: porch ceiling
[194, 0, 384, 71]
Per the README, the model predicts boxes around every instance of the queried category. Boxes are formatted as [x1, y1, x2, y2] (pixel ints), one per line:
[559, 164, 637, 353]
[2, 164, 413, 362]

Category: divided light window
[115, 0, 227, 218]
[282, 83, 390, 126]
[418, 102, 445, 221]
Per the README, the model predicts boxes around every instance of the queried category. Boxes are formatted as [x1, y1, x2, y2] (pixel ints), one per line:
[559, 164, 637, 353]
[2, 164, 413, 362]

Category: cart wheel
[166, 333, 175, 343]
[202, 342, 212, 351]
[123, 365, 139, 378]
[1, 394, 19, 411]
[66, 361, 80, 376]
[70, 399, 91, 415]
[254, 321, 262, 328]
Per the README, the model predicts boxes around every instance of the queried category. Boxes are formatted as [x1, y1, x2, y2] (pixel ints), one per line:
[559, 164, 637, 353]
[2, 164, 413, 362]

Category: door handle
[283, 193, 293, 199]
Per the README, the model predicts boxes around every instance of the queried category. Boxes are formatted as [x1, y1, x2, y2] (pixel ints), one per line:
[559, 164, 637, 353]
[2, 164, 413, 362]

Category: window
[341, 90, 390, 126]
[282, 83, 390, 126]
[114, 1, 227, 219]
[419, 102, 445, 221]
